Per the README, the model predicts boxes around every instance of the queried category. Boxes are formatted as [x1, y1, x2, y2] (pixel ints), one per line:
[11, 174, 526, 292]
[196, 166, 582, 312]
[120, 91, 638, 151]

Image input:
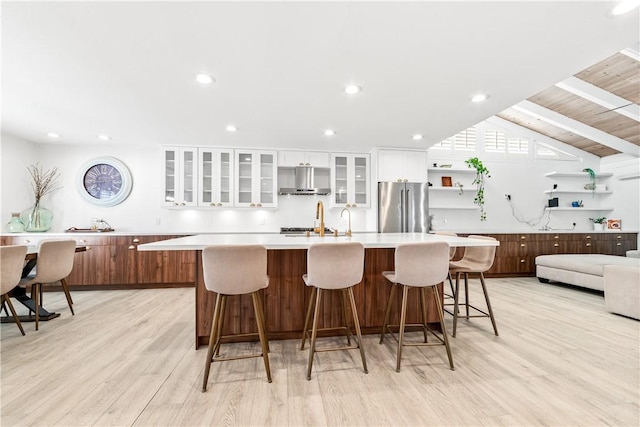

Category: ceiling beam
[512, 100, 640, 157]
[555, 76, 639, 122]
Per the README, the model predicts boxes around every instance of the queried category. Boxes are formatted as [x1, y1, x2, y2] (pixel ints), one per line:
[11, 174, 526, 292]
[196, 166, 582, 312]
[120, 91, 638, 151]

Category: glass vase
[6, 212, 25, 233]
[20, 202, 53, 232]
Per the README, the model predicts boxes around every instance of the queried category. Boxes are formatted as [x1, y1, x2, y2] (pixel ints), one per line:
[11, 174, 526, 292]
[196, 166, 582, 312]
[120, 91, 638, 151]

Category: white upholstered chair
[435, 231, 458, 297]
[380, 241, 454, 372]
[301, 242, 367, 380]
[1, 245, 29, 335]
[446, 235, 499, 337]
[19, 239, 76, 331]
[201, 245, 271, 392]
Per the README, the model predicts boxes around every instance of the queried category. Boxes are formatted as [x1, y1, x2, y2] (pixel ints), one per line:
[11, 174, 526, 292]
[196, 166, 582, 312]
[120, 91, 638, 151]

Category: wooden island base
[195, 248, 443, 348]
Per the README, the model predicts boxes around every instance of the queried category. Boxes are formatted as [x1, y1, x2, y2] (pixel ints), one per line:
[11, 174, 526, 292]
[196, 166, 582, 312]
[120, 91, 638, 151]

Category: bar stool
[435, 231, 458, 297]
[1, 245, 29, 336]
[301, 242, 367, 380]
[380, 241, 454, 372]
[201, 245, 271, 392]
[19, 239, 76, 331]
[446, 235, 499, 337]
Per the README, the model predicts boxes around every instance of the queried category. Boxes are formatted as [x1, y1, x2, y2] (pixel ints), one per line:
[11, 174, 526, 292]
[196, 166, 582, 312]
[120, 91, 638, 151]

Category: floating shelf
[545, 207, 614, 211]
[429, 186, 470, 192]
[544, 171, 613, 178]
[543, 190, 612, 195]
[428, 168, 476, 174]
[430, 205, 479, 210]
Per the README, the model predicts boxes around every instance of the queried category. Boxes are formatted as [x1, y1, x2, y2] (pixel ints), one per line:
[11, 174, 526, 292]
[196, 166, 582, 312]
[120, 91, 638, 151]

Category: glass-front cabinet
[198, 148, 234, 207]
[234, 150, 277, 208]
[162, 147, 198, 207]
[330, 153, 370, 208]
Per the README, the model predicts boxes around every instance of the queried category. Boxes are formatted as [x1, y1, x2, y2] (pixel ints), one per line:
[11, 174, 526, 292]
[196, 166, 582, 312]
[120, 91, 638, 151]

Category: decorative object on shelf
[77, 156, 133, 206]
[589, 216, 607, 231]
[439, 164, 452, 168]
[583, 168, 596, 195]
[6, 212, 25, 233]
[607, 219, 621, 230]
[571, 200, 583, 207]
[454, 181, 464, 195]
[20, 163, 60, 232]
[441, 176, 452, 187]
[465, 157, 490, 221]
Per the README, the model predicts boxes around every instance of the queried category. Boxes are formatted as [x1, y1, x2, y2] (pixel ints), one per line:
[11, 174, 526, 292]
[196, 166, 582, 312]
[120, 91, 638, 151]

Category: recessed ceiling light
[226, 125, 237, 132]
[471, 94, 489, 103]
[610, 0, 639, 16]
[97, 134, 111, 141]
[324, 129, 336, 136]
[412, 134, 423, 141]
[47, 132, 60, 138]
[344, 84, 361, 95]
[194, 73, 215, 85]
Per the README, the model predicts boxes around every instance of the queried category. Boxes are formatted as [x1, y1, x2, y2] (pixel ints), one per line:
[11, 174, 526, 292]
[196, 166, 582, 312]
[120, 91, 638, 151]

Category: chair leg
[3, 294, 25, 336]
[340, 289, 353, 346]
[214, 295, 227, 357]
[257, 290, 269, 353]
[60, 278, 74, 315]
[433, 285, 454, 370]
[447, 272, 455, 298]
[419, 287, 429, 343]
[306, 288, 322, 380]
[464, 273, 470, 317]
[453, 273, 461, 338]
[347, 287, 367, 374]
[379, 283, 397, 344]
[34, 283, 40, 331]
[479, 273, 499, 336]
[396, 285, 409, 373]
[252, 292, 272, 383]
[300, 287, 317, 350]
[202, 293, 223, 392]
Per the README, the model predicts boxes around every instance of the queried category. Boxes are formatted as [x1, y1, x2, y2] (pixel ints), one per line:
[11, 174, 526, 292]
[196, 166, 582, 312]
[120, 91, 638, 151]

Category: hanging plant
[583, 167, 596, 196]
[465, 157, 491, 221]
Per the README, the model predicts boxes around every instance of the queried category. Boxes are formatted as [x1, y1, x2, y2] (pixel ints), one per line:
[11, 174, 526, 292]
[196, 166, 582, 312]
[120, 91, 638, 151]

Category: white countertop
[136, 232, 500, 251]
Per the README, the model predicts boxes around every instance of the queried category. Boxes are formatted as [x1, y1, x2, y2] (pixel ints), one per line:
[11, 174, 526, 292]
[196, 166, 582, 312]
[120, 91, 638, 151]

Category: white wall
[2, 130, 638, 236]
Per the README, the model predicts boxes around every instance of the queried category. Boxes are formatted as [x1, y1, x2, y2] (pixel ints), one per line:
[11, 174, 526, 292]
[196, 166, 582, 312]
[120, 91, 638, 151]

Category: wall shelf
[430, 205, 479, 210]
[543, 190, 612, 195]
[544, 171, 613, 178]
[428, 168, 475, 174]
[545, 207, 614, 211]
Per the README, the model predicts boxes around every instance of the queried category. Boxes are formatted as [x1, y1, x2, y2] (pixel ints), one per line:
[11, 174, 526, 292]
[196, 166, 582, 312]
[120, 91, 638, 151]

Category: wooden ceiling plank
[513, 100, 640, 157]
[556, 76, 639, 121]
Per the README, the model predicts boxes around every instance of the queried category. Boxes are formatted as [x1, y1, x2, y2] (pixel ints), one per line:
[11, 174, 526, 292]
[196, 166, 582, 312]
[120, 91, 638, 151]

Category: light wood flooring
[1, 277, 638, 426]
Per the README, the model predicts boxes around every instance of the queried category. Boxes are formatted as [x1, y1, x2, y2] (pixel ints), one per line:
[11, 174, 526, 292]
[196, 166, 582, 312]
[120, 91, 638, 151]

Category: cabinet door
[377, 150, 426, 182]
[163, 147, 197, 207]
[235, 150, 277, 208]
[331, 153, 370, 208]
[199, 148, 234, 207]
[258, 152, 277, 207]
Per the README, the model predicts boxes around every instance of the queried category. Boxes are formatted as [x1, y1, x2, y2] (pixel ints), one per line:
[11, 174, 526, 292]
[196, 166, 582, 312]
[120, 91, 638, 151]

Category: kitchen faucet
[340, 207, 352, 237]
[315, 201, 325, 237]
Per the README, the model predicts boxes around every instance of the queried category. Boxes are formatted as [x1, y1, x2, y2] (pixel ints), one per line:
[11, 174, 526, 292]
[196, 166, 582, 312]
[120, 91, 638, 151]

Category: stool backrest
[34, 240, 77, 284]
[1, 245, 28, 295]
[459, 235, 497, 271]
[393, 241, 449, 287]
[435, 231, 458, 260]
[202, 245, 269, 295]
[306, 242, 364, 289]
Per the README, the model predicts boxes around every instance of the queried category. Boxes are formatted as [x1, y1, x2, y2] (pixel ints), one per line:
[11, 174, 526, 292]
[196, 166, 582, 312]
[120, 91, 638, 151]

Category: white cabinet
[162, 147, 198, 207]
[331, 153, 370, 208]
[198, 148, 234, 207]
[376, 149, 427, 182]
[235, 150, 278, 208]
[278, 150, 330, 168]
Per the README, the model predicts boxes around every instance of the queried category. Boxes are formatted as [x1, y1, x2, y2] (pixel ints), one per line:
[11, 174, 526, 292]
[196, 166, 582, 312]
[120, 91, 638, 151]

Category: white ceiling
[2, 1, 639, 153]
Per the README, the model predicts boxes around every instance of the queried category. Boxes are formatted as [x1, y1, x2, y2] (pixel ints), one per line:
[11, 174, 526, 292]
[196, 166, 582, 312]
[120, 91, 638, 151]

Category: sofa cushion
[535, 254, 640, 277]
[604, 265, 640, 320]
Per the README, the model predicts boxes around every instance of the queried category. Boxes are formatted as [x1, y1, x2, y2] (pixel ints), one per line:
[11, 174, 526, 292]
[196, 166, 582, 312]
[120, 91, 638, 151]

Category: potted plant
[589, 216, 607, 231]
[465, 157, 490, 221]
[583, 168, 596, 196]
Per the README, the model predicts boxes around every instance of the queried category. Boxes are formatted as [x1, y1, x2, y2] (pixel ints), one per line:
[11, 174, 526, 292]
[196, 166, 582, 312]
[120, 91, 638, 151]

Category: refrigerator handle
[405, 188, 410, 232]
[400, 189, 405, 232]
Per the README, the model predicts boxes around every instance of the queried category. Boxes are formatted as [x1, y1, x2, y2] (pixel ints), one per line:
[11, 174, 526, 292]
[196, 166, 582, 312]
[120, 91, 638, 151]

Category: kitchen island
[138, 233, 499, 348]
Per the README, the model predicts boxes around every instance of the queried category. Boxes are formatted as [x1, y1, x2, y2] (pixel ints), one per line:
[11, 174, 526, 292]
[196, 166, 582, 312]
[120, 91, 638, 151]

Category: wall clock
[76, 156, 133, 206]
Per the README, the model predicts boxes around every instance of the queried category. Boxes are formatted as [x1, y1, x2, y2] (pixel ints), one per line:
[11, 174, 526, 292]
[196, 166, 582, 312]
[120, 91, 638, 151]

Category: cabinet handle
[554, 243, 559, 247]
[586, 235, 591, 239]
[345, 203, 351, 208]
[180, 202, 186, 206]
[397, 178, 402, 182]
[210, 202, 215, 206]
[617, 235, 622, 239]
[520, 259, 525, 263]
[305, 163, 310, 166]
[617, 243, 622, 246]
[586, 243, 591, 247]
[352, 203, 358, 208]
[257, 203, 262, 207]
[298, 163, 304, 166]
[403, 178, 408, 182]
[217, 203, 222, 207]
[250, 203, 255, 207]
[520, 236, 526, 240]
[554, 235, 559, 239]
[173, 202, 179, 206]
[132, 238, 140, 243]
[128, 245, 135, 250]
[520, 243, 525, 247]
[86, 246, 91, 251]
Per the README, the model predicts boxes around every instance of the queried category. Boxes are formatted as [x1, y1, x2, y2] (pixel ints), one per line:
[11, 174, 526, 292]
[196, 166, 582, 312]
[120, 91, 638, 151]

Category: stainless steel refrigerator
[377, 182, 429, 233]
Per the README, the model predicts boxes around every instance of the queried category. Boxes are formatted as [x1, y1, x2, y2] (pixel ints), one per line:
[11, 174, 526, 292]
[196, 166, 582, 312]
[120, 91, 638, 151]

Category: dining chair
[201, 245, 271, 392]
[1, 245, 29, 336]
[380, 241, 454, 372]
[19, 239, 76, 331]
[446, 235, 499, 337]
[301, 242, 367, 380]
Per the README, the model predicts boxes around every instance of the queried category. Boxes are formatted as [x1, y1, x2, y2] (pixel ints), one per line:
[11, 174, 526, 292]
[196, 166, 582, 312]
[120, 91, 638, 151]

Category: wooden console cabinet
[458, 232, 638, 277]
[0, 234, 196, 289]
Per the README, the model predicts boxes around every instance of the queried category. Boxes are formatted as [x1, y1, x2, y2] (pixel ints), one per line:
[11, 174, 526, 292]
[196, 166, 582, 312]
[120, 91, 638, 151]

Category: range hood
[278, 165, 331, 195]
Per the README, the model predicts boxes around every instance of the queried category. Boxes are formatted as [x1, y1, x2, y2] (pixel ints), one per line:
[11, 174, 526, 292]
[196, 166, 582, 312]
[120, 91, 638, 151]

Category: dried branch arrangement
[28, 163, 61, 202]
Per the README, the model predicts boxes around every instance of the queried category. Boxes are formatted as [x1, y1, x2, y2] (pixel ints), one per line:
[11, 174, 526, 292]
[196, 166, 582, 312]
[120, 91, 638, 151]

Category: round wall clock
[76, 156, 133, 206]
